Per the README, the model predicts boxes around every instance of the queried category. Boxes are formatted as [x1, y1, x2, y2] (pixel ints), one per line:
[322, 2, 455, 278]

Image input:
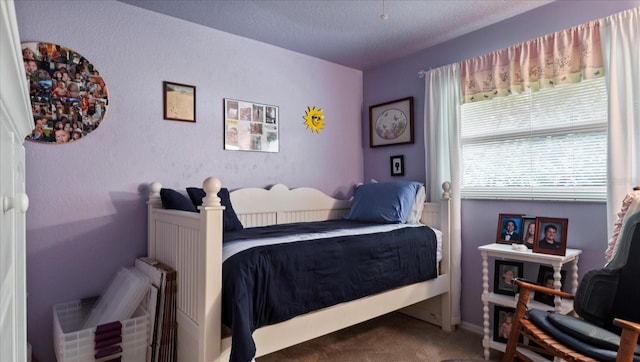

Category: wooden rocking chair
[503, 189, 640, 362]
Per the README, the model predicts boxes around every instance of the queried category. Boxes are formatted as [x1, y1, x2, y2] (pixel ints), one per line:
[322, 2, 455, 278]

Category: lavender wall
[362, 1, 638, 330]
[16, 1, 363, 360]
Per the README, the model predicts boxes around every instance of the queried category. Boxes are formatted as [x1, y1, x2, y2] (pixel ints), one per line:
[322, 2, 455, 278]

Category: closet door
[0, 116, 28, 362]
[1, 1, 32, 360]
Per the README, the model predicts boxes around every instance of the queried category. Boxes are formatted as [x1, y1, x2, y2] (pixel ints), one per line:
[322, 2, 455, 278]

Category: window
[460, 77, 607, 201]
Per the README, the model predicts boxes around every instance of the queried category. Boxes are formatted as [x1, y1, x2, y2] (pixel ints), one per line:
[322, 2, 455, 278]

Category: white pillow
[407, 185, 426, 224]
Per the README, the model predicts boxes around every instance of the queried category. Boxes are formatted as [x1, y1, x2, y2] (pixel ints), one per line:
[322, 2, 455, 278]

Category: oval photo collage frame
[22, 41, 108, 144]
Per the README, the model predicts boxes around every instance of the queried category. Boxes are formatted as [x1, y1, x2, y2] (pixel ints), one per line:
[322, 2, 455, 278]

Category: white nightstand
[478, 243, 582, 361]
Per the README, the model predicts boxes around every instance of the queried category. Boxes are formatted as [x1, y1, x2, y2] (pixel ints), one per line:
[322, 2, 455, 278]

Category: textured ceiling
[118, 0, 555, 70]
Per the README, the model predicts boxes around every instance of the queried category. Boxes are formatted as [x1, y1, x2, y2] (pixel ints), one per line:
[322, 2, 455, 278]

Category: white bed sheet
[223, 223, 443, 263]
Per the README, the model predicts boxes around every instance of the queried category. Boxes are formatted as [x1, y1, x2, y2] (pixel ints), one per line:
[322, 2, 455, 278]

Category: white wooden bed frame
[147, 177, 454, 362]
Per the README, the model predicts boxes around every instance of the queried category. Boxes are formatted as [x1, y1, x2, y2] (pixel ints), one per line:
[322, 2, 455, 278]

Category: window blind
[460, 77, 607, 201]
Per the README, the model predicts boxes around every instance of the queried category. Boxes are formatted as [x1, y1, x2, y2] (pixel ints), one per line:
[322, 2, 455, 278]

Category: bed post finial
[202, 177, 222, 207]
[148, 182, 162, 206]
[441, 181, 451, 199]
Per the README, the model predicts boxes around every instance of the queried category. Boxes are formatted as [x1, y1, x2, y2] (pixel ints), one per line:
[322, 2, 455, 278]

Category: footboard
[148, 178, 224, 362]
[400, 181, 452, 330]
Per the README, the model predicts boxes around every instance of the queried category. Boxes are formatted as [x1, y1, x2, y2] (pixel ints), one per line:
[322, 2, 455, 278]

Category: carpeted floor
[257, 312, 504, 362]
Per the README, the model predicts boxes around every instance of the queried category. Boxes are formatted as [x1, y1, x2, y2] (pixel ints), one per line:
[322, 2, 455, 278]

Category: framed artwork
[533, 265, 567, 306]
[494, 260, 523, 296]
[390, 155, 404, 176]
[496, 214, 523, 244]
[369, 96, 414, 147]
[533, 217, 569, 256]
[21, 41, 109, 144]
[224, 98, 279, 152]
[520, 216, 537, 249]
[493, 305, 520, 343]
[163, 81, 196, 122]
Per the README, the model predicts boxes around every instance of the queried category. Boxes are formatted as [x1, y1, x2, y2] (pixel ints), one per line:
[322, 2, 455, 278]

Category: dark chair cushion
[528, 309, 640, 362]
[548, 313, 640, 354]
[160, 188, 197, 212]
[611, 222, 640, 328]
[186, 187, 244, 232]
[573, 267, 620, 327]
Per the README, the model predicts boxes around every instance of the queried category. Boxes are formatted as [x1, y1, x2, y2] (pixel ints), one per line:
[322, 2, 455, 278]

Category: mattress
[221, 220, 440, 362]
[223, 220, 443, 262]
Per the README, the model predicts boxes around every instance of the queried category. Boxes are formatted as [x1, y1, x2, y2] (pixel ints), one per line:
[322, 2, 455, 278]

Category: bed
[146, 176, 454, 362]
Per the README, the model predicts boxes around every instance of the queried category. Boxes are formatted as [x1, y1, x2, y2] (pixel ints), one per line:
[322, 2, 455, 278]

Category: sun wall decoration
[303, 106, 325, 133]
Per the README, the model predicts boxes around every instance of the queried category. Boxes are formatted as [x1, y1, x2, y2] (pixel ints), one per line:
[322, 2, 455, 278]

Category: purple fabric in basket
[95, 325, 122, 343]
[95, 344, 123, 359]
[95, 335, 123, 349]
[95, 320, 122, 334]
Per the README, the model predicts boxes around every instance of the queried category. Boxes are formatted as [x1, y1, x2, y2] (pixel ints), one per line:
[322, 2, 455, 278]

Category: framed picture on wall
[533, 217, 568, 256]
[390, 155, 404, 176]
[163, 81, 196, 122]
[22, 41, 110, 144]
[224, 98, 279, 152]
[369, 97, 414, 147]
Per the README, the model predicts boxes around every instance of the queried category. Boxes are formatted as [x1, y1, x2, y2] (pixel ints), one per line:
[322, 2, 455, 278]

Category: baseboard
[458, 321, 483, 335]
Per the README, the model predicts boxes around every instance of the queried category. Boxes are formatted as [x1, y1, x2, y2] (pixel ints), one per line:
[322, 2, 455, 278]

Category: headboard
[229, 184, 352, 227]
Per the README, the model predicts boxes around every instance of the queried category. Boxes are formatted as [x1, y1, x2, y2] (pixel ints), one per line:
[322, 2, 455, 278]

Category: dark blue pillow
[160, 188, 197, 212]
[186, 187, 244, 232]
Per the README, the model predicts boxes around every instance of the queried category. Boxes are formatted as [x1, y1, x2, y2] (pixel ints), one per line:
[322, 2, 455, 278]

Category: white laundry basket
[53, 298, 148, 362]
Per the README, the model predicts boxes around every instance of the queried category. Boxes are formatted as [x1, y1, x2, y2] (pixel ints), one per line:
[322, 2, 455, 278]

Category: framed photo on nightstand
[533, 217, 568, 256]
[493, 305, 520, 343]
[496, 214, 523, 244]
[521, 216, 537, 249]
[494, 260, 523, 296]
[533, 265, 567, 306]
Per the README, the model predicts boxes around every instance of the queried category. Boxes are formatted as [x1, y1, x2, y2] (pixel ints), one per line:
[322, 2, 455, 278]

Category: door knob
[3, 193, 29, 213]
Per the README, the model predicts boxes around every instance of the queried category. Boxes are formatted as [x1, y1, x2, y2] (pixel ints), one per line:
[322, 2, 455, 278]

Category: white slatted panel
[276, 209, 350, 224]
[231, 184, 352, 227]
[177, 227, 200, 322]
[239, 213, 277, 228]
[155, 222, 178, 267]
[153, 219, 201, 323]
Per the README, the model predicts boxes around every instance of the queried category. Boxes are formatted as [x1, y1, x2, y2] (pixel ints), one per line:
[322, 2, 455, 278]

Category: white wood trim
[1, 0, 33, 139]
[0, 2, 33, 362]
[147, 178, 453, 361]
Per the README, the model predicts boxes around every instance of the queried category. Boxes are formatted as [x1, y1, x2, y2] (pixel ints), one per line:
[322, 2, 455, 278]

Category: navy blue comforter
[221, 220, 438, 362]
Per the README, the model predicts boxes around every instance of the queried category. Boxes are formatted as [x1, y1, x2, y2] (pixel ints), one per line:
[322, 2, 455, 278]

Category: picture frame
[163, 81, 196, 122]
[493, 305, 520, 343]
[493, 260, 523, 296]
[520, 216, 537, 249]
[224, 98, 279, 152]
[369, 96, 414, 147]
[533, 265, 567, 306]
[533, 217, 569, 256]
[21, 41, 109, 144]
[496, 214, 523, 244]
[390, 155, 404, 176]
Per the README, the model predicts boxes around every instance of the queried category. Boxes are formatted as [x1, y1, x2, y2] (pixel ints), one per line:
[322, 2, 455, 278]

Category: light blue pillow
[345, 181, 423, 223]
